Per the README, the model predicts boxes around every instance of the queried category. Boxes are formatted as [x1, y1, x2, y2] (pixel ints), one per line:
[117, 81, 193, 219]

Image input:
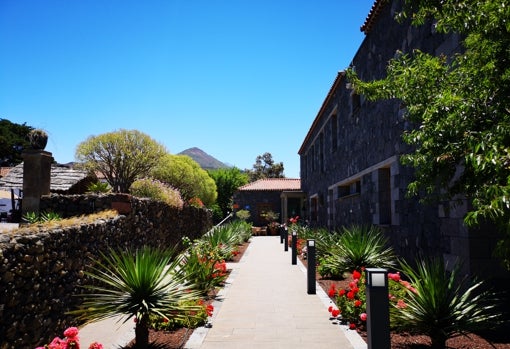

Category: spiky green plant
[392, 257, 503, 349]
[71, 246, 202, 349]
[87, 181, 111, 193]
[204, 224, 240, 260]
[336, 225, 396, 272]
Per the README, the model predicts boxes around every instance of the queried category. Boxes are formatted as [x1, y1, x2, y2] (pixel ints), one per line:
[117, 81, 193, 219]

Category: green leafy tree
[75, 129, 167, 193]
[247, 152, 285, 182]
[208, 167, 249, 219]
[151, 154, 217, 206]
[347, 1, 510, 265]
[0, 118, 33, 166]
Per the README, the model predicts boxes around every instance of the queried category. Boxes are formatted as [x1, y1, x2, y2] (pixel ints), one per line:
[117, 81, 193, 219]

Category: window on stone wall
[378, 168, 391, 225]
[351, 92, 361, 116]
[328, 188, 334, 225]
[310, 197, 318, 222]
[338, 179, 361, 199]
[331, 114, 338, 152]
[319, 132, 324, 172]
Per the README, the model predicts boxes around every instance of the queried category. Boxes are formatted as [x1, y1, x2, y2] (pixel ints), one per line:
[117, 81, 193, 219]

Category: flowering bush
[330, 270, 367, 329]
[328, 270, 415, 330]
[149, 299, 214, 331]
[188, 197, 204, 208]
[35, 327, 103, 349]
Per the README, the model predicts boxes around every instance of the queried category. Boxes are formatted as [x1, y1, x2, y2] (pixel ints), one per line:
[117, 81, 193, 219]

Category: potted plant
[27, 129, 48, 150]
[261, 210, 280, 235]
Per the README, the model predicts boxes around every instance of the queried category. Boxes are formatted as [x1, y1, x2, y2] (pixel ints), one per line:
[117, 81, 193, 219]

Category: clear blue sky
[0, 0, 374, 178]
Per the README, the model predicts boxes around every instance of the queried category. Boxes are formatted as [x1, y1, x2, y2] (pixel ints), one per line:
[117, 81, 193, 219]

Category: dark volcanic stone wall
[0, 194, 212, 349]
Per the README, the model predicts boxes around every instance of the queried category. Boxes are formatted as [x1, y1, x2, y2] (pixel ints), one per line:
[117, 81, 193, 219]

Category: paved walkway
[80, 236, 367, 349]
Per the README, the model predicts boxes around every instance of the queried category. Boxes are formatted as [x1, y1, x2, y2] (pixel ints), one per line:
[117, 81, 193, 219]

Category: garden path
[80, 236, 367, 349]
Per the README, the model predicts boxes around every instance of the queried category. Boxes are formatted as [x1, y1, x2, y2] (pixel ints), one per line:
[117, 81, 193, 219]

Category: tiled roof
[0, 167, 11, 178]
[360, 0, 388, 34]
[238, 178, 301, 192]
[0, 163, 96, 192]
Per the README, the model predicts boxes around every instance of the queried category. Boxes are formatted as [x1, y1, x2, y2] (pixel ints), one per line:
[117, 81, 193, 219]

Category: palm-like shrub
[392, 257, 502, 349]
[72, 246, 202, 349]
[336, 225, 396, 272]
[204, 224, 241, 260]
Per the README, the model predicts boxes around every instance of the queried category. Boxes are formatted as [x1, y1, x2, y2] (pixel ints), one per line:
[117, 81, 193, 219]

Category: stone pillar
[22, 150, 53, 216]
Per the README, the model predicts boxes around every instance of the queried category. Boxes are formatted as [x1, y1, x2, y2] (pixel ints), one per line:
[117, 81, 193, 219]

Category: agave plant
[72, 246, 202, 349]
[392, 257, 503, 349]
[336, 224, 396, 272]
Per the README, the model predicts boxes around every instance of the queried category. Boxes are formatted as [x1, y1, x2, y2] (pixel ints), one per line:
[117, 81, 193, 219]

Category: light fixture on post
[306, 239, 316, 294]
[365, 268, 390, 349]
[291, 230, 297, 265]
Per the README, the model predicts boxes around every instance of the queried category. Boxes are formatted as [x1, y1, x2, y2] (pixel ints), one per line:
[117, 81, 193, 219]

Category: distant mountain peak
[178, 147, 228, 170]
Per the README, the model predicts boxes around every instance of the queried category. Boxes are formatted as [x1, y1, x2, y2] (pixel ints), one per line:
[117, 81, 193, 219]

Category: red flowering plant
[188, 197, 204, 208]
[327, 269, 416, 331]
[35, 327, 103, 349]
[149, 298, 214, 331]
[329, 269, 367, 330]
[387, 271, 417, 311]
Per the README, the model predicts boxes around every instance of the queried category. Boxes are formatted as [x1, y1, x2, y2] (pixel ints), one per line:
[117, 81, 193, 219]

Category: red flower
[328, 305, 333, 313]
[63, 327, 79, 339]
[206, 304, 214, 317]
[354, 300, 362, 307]
[347, 291, 355, 300]
[396, 299, 407, 309]
[349, 323, 356, 330]
[360, 313, 367, 321]
[388, 272, 401, 282]
[352, 270, 362, 280]
[328, 284, 337, 297]
[331, 308, 340, 317]
[338, 289, 346, 297]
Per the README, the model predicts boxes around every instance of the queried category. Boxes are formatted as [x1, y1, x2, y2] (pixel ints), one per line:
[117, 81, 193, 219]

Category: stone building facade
[298, 0, 507, 279]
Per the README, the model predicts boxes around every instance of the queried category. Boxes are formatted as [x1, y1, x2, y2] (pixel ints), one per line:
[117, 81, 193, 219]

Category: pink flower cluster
[35, 327, 103, 349]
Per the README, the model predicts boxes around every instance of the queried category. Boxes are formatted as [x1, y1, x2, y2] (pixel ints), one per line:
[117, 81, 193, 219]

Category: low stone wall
[0, 194, 213, 349]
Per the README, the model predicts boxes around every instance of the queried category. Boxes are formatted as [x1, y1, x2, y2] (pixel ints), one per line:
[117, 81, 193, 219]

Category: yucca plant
[392, 257, 503, 349]
[22, 211, 39, 224]
[87, 181, 111, 193]
[204, 224, 240, 260]
[336, 224, 396, 272]
[40, 211, 62, 222]
[71, 246, 202, 349]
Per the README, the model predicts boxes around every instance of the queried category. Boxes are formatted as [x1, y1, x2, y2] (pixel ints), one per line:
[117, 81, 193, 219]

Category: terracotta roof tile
[360, 0, 388, 34]
[0, 167, 12, 178]
[238, 178, 301, 192]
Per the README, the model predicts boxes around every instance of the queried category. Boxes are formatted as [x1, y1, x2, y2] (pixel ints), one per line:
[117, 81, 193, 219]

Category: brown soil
[123, 239, 510, 349]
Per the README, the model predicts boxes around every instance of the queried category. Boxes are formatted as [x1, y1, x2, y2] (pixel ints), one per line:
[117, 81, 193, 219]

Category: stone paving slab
[186, 236, 366, 349]
[79, 236, 367, 349]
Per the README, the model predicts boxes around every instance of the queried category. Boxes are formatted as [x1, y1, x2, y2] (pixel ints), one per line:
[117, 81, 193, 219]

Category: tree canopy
[347, 0, 510, 267]
[247, 152, 285, 182]
[208, 167, 249, 219]
[151, 154, 217, 207]
[75, 129, 167, 193]
[0, 118, 33, 166]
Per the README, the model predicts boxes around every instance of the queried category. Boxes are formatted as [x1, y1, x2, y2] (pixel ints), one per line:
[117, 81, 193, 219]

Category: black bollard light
[291, 230, 297, 265]
[365, 268, 390, 349]
[307, 239, 316, 294]
[280, 224, 285, 244]
[284, 226, 289, 251]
